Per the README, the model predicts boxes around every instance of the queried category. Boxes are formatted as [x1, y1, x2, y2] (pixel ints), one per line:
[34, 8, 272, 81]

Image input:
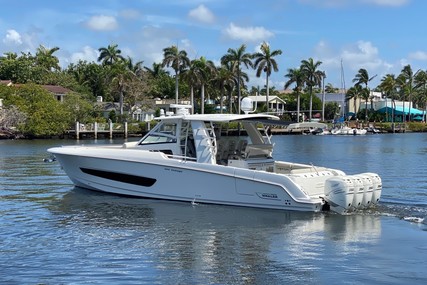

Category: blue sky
[1, 0, 426, 91]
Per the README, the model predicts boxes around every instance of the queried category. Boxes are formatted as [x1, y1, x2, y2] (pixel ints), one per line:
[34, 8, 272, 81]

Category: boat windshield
[139, 122, 177, 144]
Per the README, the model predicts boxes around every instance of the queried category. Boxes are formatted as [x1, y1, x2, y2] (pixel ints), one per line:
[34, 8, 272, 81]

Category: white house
[246, 95, 286, 115]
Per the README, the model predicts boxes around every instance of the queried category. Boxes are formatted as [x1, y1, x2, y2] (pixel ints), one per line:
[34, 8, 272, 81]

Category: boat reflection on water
[55, 187, 382, 244]
[49, 187, 384, 283]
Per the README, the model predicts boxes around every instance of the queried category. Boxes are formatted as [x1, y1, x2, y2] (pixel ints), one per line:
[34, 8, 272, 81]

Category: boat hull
[49, 147, 323, 212]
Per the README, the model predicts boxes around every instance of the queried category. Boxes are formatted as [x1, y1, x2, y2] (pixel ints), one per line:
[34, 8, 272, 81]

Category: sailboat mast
[340, 60, 346, 119]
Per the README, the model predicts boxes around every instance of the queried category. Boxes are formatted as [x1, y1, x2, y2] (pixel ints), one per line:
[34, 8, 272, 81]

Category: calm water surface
[1, 134, 427, 284]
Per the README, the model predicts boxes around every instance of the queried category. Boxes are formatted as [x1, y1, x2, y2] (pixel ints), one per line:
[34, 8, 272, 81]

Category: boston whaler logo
[256, 192, 279, 200]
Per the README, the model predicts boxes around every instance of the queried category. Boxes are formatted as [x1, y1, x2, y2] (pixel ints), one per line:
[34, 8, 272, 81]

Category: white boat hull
[51, 147, 323, 212]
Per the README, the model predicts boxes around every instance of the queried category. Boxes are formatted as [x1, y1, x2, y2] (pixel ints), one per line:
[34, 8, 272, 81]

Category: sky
[1, 0, 426, 91]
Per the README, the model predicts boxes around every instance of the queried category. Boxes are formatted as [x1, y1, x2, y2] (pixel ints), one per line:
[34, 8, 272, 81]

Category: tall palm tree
[346, 84, 363, 119]
[284, 67, 305, 122]
[191, 56, 216, 114]
[300, 58, 323, 121]
[397, 65, 415, 121]
[162, 45, 190, 104]
[414, 69, 427, 122]
[378, 74, 398, 123]
[212, 63, 235, 113]
[97, 44, 125, 65]
[252, 42, 282, 112]
[181, 60, 201, 114]
[352, 68, 376, 121]
[221, 44, 253, 114]
[35, 45, 60, 71]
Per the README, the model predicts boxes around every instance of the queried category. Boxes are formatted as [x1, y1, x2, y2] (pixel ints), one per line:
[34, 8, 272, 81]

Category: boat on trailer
[48, 102, 382, 214]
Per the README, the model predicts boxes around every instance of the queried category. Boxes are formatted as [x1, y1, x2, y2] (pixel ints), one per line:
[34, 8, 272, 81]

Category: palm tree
[97, 44, 125, 65]
[212, 64, 235, 113]
[162, 45, 190, 104]
[379, 74, 398, 123]
[300, 58, 323, 121]
[125, 57, 144, 78]
[181, 60, 201, 114]
[144, 62, 169, 78]
[325, 83, 338, 93]
[221, 44, 253, 114]
[191, 56, 216, 114]
[397, 65, 415, 121]
[35, 45, 60, 71]
[284, 67, 305, 122]
[352, 68, 376, 121]
[414, 69, 427, 122]
[346, 84, 363, 119]
[252, 42, 282, 112]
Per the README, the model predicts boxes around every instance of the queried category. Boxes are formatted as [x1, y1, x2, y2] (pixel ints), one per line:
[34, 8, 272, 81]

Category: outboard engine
[351, 175, 365, 209]
[363, 173, 382, 205]
[359, 174, 374, 208]
[324, 176, 355, 214]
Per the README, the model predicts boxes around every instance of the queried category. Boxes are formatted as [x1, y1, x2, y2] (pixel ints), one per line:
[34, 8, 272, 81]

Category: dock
[66, 122, 130, 139]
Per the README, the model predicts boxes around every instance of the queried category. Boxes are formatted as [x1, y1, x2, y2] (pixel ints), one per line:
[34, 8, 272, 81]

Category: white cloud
[223, 23, 274, 42]
[311, 40, 395, 87]
[70, 46, 99, 63]
[188, 4, 215, 24]
[3, 29, 22, 45]
[85, 15, 118, 31]
[341, 41, 383, 70]
[408, 51, 427, 61]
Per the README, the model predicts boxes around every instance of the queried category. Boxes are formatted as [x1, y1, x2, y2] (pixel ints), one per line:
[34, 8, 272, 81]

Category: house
[0, 80, 71, 102]
[41, 85, 71, 102]
[246, 95, 286, 115]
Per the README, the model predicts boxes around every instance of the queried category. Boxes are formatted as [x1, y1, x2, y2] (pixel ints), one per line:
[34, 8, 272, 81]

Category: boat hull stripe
[80, 168, 157, 187]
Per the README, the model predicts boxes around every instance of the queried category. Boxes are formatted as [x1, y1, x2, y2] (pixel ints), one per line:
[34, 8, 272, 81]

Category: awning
[377, 106, 425, 116]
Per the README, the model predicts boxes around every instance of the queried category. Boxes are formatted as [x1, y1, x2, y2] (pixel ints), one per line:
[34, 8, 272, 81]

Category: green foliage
[407, 122, 427, 132]
[147, 73, 176, 99]
[324, 102, 340, 120]
[2, 84, 71, 137]
[62, 92, 94, 123]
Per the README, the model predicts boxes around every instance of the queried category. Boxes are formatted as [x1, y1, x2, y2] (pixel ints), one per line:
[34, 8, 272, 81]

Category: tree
[414, 70, 427, 122]
[284, 67, 305, 122]
[1, 84, 70, 137]
[162, 45, 190, 104]
[346, 84, 363, 120]
[66, 60, 109, 100]
[0, 52, 35, 83]
[221, 44, 253, 114]
[125, 56, 144, 78]
[252, 42, 282, 112]
[397, 65, 415, 121]
[300, 58, 323, 121]
[189, 57, 216, 114]
[212, 64, 236, 113]
[181, 60, 201, 114]
[352, 68, 376, 122]
[144, 62, 169, 78]
[35, 45, 60, 71]
[97, 44, 125, 66]
[325, 83, 338, 93]
[379, 74, 398, 123]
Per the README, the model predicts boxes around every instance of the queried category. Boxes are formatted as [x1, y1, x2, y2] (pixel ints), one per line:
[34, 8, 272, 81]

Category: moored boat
[48, 101, 382, 214]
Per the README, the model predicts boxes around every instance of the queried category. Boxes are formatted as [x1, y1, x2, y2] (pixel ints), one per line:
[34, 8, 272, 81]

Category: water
[1, 134, 427, 284]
